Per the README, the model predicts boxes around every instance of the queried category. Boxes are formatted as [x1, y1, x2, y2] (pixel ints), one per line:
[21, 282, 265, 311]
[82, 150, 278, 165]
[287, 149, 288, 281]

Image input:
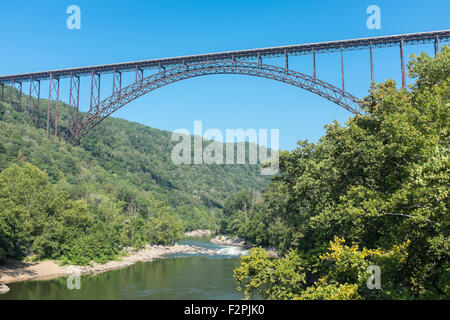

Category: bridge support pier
[27, 80, 32, 124]
[90, 71, 101, 113]
[370, 43, 374, 87]
[136, 67, 144, 85]
[112, 69, 122, 96]
[284, 51, 289, 72]
[9, 80, 13, 106]
[46, 74, 60, 137]
[10, 80, 23, 112]
[435, 36, 440, 56]
[312, 48, 316, 79]
[340, 46, 345, 91]
[28, 79, 41, 128]
[400, 39, 406, 89]
[68, 73, 80, 134]
[159, 64, 166, 73]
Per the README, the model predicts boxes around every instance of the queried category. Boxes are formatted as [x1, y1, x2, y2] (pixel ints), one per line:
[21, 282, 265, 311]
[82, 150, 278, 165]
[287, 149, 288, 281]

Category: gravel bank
[0, 244, 216, 285]
[184, 229, 213, 237]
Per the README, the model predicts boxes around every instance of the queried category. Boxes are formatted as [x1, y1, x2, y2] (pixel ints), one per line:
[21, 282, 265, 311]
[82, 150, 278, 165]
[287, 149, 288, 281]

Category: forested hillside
[230, 48, 449, 299]
[0, 84, 268, 264]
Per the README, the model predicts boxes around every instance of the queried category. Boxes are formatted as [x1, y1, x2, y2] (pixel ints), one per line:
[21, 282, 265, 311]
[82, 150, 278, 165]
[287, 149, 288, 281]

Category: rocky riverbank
[184, 229, 213, 237]
[211, 235, 279, 258]
[0, 244, 216, 285]
[211, 235, 246, 246]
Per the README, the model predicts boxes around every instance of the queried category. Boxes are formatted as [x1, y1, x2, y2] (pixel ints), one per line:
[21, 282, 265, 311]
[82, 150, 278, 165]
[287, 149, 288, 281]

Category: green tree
[0, 163, 53, 259]
[233, 47, 450, 299]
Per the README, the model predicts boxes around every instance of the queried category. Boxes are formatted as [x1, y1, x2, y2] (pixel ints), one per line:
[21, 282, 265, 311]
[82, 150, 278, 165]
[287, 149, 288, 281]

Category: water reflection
[1, 238, 246, 300]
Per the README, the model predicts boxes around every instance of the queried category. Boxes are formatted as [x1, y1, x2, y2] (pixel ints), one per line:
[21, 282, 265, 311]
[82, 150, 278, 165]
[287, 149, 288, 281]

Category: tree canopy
[231, 47, 449, 299]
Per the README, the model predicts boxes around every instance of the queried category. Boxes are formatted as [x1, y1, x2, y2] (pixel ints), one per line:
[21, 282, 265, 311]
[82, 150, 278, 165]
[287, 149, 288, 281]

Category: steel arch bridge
[0, 30, 448, 143]
[65, 60, 361, 143]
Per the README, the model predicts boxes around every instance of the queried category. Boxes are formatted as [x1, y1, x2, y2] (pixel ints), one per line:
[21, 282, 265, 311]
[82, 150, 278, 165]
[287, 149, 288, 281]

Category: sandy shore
[0, 244, 215, 285]
[0, 232, 277, 288]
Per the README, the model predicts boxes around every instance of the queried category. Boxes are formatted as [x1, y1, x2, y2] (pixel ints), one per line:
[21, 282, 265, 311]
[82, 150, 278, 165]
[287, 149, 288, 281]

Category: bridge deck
[0, 30, 449, 83]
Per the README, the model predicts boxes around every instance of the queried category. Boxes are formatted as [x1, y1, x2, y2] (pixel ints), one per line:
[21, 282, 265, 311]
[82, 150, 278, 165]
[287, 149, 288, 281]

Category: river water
[0, 237, 249, 300]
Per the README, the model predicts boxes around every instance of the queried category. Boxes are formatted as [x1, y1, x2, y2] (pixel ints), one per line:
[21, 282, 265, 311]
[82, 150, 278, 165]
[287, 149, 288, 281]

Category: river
[0, 236, 249, 300]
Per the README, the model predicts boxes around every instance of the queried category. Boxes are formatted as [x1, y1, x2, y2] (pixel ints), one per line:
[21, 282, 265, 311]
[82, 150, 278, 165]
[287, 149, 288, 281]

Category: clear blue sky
[0, 0, 448, 150]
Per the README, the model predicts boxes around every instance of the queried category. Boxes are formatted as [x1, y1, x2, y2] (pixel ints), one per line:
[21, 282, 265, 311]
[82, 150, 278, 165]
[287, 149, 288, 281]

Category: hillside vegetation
[0, 84, 268, 264]
[229, 48, 449, 299]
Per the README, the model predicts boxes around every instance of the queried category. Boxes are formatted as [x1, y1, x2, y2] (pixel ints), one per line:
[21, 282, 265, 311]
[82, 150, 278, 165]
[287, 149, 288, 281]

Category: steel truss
[46, 74, 60, 137]
[64, 60, 361, 143]
[90, 72, 101, 113]
[10, 80, 23, 111]
[68, 73, 80, 134]
[28, 79, 41, 128]
[136, 67, 144, 85]
[112, 69, 122, 96]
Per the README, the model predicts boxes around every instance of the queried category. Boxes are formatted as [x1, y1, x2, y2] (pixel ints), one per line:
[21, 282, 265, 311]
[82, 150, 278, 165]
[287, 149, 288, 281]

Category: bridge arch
[64, 60, 362, 143]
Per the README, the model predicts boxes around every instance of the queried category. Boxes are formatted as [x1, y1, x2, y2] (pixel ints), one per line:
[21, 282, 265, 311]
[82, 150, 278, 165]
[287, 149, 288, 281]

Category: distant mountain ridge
[0, 85, 269, 230]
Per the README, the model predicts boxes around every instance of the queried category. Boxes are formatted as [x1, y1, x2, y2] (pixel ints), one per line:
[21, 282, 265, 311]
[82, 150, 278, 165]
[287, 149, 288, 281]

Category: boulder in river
[0, 283, 10, 294]
[211, 235, 246, 246]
